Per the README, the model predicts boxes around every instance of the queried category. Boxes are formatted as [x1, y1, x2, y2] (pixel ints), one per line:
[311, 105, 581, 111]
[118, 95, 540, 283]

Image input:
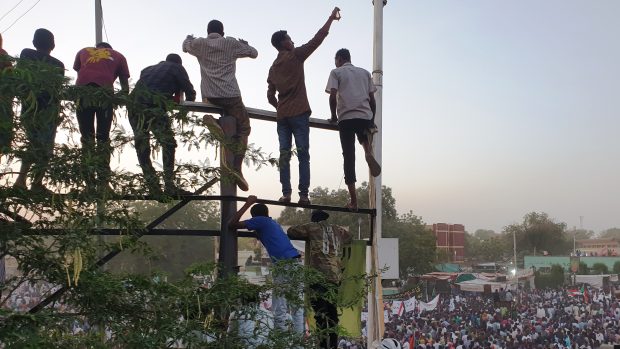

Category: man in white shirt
[325, 48, 380, 210]
[183, 20, 257, 191]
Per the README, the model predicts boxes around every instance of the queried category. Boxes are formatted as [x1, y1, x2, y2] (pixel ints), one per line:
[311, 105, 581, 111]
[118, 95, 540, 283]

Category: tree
[534, 264, 564, 289]
[591, 263, 609, 275]
[1, 58, 344, 348]
[465, 232, 508, 263]
[601, 228, 620, 239]
[473, 229, 496, 240]
[502, 212, 570, 256]
[578, 261, 589, 275]
[277, 184, 437, 277]
[613, 261, 620, 274]
[106, 200, 220, 280]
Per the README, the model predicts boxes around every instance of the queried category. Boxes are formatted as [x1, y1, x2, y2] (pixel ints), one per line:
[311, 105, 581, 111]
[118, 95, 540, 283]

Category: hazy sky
[1, 1, 619, 234]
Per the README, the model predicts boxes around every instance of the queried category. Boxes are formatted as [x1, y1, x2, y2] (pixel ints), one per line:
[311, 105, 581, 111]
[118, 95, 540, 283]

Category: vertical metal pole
[219, 115, 238, 277]
[95, 0, 103, 44]
[368, 0, 386, 347]
[513, 229, 517, 275]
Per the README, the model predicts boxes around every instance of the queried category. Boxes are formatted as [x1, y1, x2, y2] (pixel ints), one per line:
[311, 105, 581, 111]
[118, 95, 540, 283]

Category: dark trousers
[310, 283, 339, 349]
[128, 105, 177, 188]
[76, 102, 114, 184]
[338, 119, 371, 185]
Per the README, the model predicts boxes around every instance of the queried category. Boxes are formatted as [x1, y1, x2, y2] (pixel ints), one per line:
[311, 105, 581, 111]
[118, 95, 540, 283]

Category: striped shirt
[183, 33, 257, 99]
[267, 28, 329, 119]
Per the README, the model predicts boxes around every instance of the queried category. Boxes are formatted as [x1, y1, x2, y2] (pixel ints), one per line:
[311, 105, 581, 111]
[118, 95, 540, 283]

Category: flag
[404, 297, 417, 313]
[582, 285, 590, 303]
[567, 288, 582, 297]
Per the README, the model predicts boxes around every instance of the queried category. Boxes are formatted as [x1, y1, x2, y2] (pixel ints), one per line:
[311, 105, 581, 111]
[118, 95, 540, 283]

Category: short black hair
[166, 53, 182, 64]
[336, 48, 351, 62]
[250, 203, 268, 217]
[32, 28, 55, 51]
[207, 20, 224, 35]
[96, 42, 112, 49]
[271, 30, 288, 50]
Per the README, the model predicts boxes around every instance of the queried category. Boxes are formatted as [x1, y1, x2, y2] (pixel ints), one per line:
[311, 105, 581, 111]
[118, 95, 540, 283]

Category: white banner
[418, 295, 440, 313]
[391, 300, 403, 316]
[404, 297, 417, 313]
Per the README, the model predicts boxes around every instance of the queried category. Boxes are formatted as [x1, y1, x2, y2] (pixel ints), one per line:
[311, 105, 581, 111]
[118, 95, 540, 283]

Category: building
[524, 255, 620, 272]
[430, 223, 465, 262]
[575, 238, 619, 256]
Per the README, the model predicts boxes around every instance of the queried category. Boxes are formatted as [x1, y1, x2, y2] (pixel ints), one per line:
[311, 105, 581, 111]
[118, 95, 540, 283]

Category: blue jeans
[271, 259, 305, 335]
[277, 112, 310, 197]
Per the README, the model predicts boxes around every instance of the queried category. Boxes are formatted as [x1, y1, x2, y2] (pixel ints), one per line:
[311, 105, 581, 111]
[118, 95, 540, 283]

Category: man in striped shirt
[183, 20, 257, 191]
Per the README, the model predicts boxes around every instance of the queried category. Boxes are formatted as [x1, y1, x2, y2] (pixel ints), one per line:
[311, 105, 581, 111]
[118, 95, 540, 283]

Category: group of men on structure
[1, 10, 380, 345]
[0, 6, 381, 210]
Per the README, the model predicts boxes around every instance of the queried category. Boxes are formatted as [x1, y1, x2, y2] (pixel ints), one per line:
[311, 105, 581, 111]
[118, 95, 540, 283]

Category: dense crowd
[371, 286, 619, 349]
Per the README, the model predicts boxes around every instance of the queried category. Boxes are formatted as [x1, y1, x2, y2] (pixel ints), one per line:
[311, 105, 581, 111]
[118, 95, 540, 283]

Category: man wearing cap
[287, 209, 352, 349]
[129, 54, 196, 196]
[228, 195, 305, 336]
[13, 28, 65, 194]
[73, 42, 130, 195]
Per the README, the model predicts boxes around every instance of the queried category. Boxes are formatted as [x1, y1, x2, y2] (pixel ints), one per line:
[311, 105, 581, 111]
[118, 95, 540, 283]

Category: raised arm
[229, 195, 258, 230]
[295, 7, 341, 61]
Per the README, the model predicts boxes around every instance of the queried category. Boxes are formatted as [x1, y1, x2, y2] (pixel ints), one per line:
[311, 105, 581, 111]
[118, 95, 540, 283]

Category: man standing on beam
[183, 20, 257, 192]
[267, 6, 341, 205]
[325, 48, 381, 211]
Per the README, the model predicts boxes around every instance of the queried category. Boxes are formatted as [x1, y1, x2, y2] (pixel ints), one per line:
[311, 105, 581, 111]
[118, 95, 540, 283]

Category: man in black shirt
[129, 54, 196, 196]
[13, 28, 65, 194]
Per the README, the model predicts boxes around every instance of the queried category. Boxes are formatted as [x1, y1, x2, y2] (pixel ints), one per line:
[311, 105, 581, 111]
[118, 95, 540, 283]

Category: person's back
[74, 44, 129, 89]
[183, 20, 257, 100]
[328, 63, 374, 119]
[288, 217, 352, 283]
[136, 58, 195, 101]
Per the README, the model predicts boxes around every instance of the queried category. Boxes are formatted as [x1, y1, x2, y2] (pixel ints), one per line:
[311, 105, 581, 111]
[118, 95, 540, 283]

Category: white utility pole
[367, 0, 386, 347]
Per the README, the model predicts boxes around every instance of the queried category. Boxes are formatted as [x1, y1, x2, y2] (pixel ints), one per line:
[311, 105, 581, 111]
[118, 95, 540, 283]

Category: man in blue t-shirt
[229, 195, 305, 335]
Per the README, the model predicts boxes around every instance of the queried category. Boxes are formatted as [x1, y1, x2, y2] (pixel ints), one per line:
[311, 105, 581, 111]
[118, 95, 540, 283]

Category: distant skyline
[1, 1, 619, 234]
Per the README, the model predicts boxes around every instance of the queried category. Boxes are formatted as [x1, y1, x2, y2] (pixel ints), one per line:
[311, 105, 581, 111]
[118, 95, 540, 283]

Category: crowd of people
[370, 286, 619, 349]
[0, 5, 381, 209]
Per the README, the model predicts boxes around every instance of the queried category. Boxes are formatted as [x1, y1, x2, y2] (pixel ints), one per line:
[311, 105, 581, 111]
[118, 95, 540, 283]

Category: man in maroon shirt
[73, 42, 129, 195]
[267, 7, 340, 205]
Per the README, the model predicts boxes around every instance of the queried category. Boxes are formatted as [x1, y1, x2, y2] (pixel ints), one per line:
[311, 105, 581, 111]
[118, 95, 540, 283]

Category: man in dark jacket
[129, 54, 196, 196]
[13, 28, 65, 194]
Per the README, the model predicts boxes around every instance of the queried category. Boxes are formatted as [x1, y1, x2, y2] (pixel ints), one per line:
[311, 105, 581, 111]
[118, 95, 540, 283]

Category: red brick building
[431, 223, 465, 262]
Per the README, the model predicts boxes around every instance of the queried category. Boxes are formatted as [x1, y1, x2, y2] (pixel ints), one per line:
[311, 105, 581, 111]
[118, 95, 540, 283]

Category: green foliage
[613, 261, 620, 274]
[578, 261, 589, 275]
[590, 262, 609, 275]
[473, 229, 496, 240]
[534, 264, 564, 289]
[2, 58, 358, 348]
[600, 228, 620, 239]
[465, 232, 507, 263]
[502, 212, 571, 257]
[277, 184, 437, 277]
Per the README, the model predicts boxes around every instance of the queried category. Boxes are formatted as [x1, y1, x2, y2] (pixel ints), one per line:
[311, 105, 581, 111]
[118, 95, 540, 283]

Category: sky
[1, 0, 619, 235]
